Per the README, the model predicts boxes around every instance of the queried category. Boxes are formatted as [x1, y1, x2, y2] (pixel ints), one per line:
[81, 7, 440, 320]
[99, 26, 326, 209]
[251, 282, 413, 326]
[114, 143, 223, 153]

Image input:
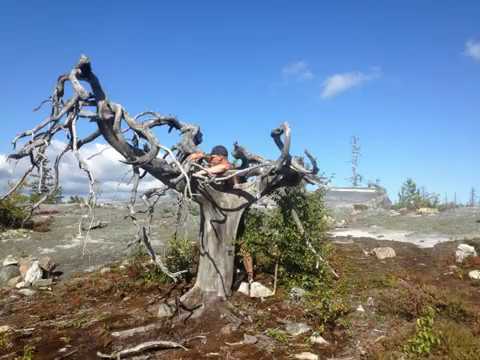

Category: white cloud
[320, 69, 380, 99]
[282, 61, 314, 82]
[465, 39, 480, 62]
[0, 141, 162, 201]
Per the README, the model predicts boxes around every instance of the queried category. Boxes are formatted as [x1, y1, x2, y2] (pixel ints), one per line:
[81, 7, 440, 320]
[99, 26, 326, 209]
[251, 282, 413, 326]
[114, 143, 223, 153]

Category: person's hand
[188, 151, 205, 161]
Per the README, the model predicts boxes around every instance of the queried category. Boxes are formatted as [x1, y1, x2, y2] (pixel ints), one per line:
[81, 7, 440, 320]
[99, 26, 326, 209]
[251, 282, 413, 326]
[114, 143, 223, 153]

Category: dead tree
[348, 135, 362, 187]
[4, 55, 321, 307]
[470, 187, 476, 207]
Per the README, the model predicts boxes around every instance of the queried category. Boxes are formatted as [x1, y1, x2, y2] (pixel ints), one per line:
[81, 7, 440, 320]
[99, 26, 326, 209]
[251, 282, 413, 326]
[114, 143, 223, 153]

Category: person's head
[209, 145, 228, 165]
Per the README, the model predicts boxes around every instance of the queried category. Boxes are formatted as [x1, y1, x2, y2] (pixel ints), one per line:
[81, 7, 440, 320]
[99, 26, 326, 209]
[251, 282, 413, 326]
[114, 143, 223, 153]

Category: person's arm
[187, 151, 206, 161]
[206, 163, 232, 175]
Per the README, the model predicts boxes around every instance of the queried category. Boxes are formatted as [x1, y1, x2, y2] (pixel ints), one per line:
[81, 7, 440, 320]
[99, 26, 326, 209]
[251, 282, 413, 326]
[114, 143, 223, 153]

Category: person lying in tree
[188, 145, 233, 177]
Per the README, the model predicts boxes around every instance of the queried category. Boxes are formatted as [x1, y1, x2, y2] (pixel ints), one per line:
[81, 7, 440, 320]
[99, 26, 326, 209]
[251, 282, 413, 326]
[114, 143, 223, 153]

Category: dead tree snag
[5, 55, 322, 306]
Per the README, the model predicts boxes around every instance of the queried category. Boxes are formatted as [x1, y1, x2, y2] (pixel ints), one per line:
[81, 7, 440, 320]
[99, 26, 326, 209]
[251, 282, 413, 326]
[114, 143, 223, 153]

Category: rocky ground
[1, 205, 480, 359]
[0, 202, 199, 278]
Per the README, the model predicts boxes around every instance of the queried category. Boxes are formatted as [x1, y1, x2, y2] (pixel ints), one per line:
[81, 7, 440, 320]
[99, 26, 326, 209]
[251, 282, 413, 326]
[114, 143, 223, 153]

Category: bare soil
[2, 236, 480, 359]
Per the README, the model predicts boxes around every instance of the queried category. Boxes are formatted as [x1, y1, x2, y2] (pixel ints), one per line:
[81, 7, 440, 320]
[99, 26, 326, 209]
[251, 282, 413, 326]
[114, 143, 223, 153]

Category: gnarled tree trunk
[182, 184, 252, 305]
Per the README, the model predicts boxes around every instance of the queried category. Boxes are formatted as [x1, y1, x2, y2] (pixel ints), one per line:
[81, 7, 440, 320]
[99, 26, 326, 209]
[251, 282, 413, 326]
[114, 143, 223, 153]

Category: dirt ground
[2, 236, 480, 359]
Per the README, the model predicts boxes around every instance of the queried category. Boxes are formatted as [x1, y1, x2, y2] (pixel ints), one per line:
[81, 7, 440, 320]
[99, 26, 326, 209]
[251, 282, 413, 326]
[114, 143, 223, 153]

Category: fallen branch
[111, 323, 163, 339]
[97, 340, 188, 359]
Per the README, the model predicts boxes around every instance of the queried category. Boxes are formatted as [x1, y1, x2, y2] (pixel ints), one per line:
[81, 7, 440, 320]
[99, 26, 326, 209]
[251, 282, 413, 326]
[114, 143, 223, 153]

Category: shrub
[164, 237, 198, 282]
[395, 178, 439, 210]
[0, 191, 28, 230]
[240, 185, 331, 288]
[404, 306, 441, 356]
[434, 320, 480, 359]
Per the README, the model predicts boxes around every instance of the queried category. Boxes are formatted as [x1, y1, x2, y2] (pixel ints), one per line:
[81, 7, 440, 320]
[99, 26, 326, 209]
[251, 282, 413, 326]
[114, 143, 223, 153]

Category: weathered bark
[183, 184, 253, 304]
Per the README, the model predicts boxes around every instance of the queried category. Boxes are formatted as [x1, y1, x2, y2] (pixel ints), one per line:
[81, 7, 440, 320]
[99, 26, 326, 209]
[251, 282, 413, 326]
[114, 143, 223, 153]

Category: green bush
[0, 191, 28, 230]
[165, 237, 198, 282]
[240, 185, 331, 289]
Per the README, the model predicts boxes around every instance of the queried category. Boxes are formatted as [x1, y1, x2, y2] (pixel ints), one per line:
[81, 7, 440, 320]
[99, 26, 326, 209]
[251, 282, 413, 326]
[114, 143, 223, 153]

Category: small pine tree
[28, 159, 63, 204]
[240, 184, 331, 289]
[396, 178, 439, 210]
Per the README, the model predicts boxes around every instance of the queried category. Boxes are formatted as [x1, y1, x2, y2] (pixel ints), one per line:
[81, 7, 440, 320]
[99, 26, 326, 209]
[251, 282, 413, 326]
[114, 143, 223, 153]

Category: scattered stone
[24, 261, 43, 284]
[18, 288, 36, 297]
[456, 244, 477, 263]
[356, 304, 365, 313]
[0, 229, 32, 240]
[7, 275, 22, 288]
[3, 255, 18, 267]
[32, 278, 53, 288]
[100, 267, 111, 274]
[0, 325, 13, 334]
[157, 303, 174, 318]
[285, 322, 311, 336]
[289, 287, 306, 302]
[310, 335, 329, 346]
[353, 204, 369, 211]
[238, 281, 273, 298]
[389, 210, 400, 216]
[0, 265, 21, 285]
[29, 215, 53, 232]
[371, 247, 396, 260]
[335, 219, 347, 228]
[294, 352, 318, 360]
[416, 207, 439, 215]
[16, 281, 27, 289]
[119, 259, 130, 270]
[242, 334, 258, 345]
[220, 324, 235, 336]
[38, 256, 56, 273]
[255, 334, 276, 353]
[468, 270, 480, 280]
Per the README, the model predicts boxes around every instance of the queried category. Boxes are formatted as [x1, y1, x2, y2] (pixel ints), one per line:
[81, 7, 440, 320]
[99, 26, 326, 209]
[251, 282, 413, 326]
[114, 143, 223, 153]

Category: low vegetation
[0, 190, 27, 230]
[394, 178, 440, 210]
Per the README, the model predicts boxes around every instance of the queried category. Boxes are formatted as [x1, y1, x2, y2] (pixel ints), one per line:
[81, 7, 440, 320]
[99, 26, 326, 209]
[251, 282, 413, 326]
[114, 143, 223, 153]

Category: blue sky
[0, 1, 479, 203]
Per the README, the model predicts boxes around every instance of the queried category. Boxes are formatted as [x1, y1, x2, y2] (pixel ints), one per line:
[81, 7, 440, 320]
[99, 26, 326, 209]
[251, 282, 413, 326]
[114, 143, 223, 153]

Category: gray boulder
[0, 265, 21, 285]
[285, 322, 311, 336]
[24, 261, 43, 285]
[371, 247, 396, 260]
[455, 244, 477, 263]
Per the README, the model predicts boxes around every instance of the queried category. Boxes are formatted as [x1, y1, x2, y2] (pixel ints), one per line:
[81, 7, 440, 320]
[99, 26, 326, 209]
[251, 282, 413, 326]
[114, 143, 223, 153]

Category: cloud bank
[320, 69, 380, 99]
[0, 141, 161, 201]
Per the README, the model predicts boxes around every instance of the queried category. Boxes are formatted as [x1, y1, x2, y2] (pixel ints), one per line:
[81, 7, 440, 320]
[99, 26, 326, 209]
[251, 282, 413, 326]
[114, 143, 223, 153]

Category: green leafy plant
[265, 328, 288, 343]
[0, 332, 13, 351]
[240, 185, 331, 289]
[404, 306, 441, 356]
[15, 344, 35, 360]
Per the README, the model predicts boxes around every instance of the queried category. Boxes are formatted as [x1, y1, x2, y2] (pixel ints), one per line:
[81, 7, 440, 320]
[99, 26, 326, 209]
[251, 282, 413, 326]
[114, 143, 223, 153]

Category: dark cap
[210, 145, 228, 158]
